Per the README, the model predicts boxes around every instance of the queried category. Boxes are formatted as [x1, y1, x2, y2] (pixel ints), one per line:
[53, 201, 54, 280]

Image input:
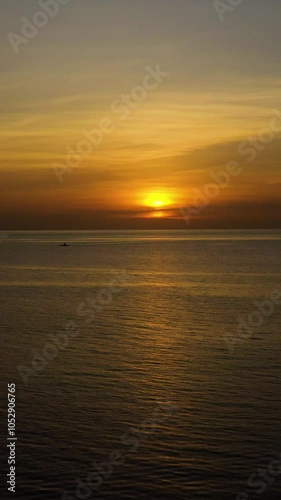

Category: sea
[0, 230, 280, 499]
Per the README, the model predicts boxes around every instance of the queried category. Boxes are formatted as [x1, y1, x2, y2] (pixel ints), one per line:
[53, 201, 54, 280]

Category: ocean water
[0, 230, 281, 499]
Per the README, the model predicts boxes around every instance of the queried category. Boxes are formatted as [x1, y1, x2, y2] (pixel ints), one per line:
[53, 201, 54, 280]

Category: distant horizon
[2, 227, 281, 233]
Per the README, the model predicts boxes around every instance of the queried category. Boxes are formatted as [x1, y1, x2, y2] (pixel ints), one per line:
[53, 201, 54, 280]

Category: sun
[137, 189, 176, 218]
[144, 192, 171, 209]
[150, 199, 165, 208]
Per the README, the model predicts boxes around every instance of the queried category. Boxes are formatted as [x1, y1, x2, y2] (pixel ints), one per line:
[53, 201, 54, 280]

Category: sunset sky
[1, 0, 281, 229]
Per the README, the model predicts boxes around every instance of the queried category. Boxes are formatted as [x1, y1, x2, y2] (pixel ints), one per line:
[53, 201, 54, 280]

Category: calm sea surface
[0, 230, 281, 499]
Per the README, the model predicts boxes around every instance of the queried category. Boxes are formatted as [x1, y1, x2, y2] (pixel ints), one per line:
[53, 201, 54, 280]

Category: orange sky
[1, 0, 281, 229]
